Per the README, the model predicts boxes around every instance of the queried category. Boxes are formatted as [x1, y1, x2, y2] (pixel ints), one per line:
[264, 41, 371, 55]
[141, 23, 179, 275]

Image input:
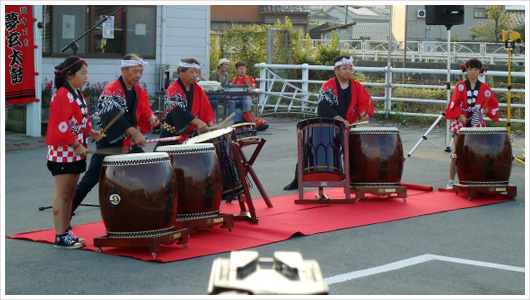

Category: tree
[469, 6, 515, 42]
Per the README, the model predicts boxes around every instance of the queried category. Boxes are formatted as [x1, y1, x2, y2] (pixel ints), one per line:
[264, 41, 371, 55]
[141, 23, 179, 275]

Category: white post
[258, 63, 267, 115]
[445, 28, 452, 149]
[26, 5, 42, 137]
[301, 63, 309, 111]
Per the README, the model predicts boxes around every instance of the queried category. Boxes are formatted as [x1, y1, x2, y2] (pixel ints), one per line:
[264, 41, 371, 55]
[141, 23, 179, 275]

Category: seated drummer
[156, 57, 216, 149]
[283, 55, 375, 190]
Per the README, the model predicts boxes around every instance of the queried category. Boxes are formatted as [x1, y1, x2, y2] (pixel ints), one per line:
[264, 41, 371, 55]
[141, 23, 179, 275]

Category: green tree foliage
[469, 6, 517, 42]
[209, 16, 350, 78]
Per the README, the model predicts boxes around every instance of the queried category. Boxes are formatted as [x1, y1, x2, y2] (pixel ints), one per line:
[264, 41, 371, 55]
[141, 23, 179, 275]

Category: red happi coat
[99, 79, 154, 135]
[445, 80, 499, 134]
[319, 78, 375, 123]
[45, 86, 93, 162]
[230, 75, 257, 87]
[165, 80, 215, 132]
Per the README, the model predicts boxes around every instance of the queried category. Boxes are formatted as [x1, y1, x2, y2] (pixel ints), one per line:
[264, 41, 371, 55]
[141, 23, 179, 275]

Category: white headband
[334, 56, 353, 67]
[179, 61, 201, 69]
[121, 59, 149, 67]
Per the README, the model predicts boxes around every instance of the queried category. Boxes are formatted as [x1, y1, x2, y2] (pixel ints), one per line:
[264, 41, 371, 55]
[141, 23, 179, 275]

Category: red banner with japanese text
[5, 5, 38, 104]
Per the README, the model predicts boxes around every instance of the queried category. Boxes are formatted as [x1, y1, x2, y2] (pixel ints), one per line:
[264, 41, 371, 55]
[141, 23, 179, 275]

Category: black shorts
[47, 160, 87, 176]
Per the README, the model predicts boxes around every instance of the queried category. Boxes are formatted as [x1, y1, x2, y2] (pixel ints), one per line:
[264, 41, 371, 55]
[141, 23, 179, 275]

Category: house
[309, 22, 356, 40]
[309, 5, 390, 41]
[400, 5, 525, 41]
[40, 5, 211, 94]
[9, 4, 211, 136]
[210, 5, 310, 33]
[308, 8, 338, 25]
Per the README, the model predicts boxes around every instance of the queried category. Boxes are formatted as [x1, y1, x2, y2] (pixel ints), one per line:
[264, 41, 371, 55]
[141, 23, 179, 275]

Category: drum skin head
[102, 152, 170, 165]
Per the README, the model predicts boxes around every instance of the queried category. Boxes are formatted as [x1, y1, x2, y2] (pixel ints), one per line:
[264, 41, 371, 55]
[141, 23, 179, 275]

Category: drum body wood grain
[185, 128, 244, 199]
[156, 144, 223, 221]
[99, 152, 177, 237]
[456, 127, 512, 185]
[349, 127, 404, 186]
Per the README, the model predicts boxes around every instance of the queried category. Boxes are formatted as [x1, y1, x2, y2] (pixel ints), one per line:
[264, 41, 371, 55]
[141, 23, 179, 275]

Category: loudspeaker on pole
[425, 5, 465, 28]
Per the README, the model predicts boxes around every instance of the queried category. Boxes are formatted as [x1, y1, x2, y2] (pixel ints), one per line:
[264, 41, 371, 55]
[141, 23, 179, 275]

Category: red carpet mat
[7, 184, 512, 262]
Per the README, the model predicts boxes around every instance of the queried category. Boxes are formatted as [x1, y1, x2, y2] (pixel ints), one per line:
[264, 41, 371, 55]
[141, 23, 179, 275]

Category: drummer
[283, 55, 375, 190]
[71, 53, 159, 220]
[445, 58, 500, 189]
[155, 57, 216, 149]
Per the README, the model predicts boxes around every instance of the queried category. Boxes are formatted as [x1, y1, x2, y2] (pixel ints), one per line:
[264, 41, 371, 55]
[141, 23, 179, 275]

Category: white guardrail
[306, 39, 526, 65]
[254, 63, 525, 124]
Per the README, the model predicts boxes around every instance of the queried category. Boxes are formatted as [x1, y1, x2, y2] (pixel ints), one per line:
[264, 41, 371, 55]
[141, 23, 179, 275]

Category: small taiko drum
[456, 127, 512, 185]
[98, 152, 177, 237]
[156, 144, 223, 221]
[297, 118, 346, 181]
[349, 127, 404, 186]
[230, 122, 258, 144]
[185, 128, 244, 200]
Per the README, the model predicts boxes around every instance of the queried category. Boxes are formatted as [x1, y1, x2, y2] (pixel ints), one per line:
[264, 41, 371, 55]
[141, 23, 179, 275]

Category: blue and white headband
[334, 56, 353, 67]
[179, 61, 201, 69]
[121, 59, 149, 67]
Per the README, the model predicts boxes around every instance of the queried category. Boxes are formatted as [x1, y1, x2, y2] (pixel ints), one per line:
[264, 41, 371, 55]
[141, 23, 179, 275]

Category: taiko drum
[297, 118, 346, 181]
[348, 127, 404, 186]
[455, 127, 512, 185]
[185, 128, 244, 200]
[98, 152, 177, 237]
[156, 144, 223, 221]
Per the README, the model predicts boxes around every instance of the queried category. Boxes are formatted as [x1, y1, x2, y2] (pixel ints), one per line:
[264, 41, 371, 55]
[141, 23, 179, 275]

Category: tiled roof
[351, 23, 389, 40]
[260, 5, 311, 14]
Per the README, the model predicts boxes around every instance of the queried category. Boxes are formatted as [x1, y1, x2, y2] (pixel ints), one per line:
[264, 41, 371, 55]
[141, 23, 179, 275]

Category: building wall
[391, 5, 407, 42]
[211, 5, 261, 21]
[406, 5, 490, 41]
[41, 5, 210, 94]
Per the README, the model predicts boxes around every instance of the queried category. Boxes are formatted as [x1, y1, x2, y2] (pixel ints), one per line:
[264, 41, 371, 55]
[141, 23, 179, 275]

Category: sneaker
[446, 181, 454, 190]
[67, 230, 85, 244]
[256, 123, 269, 132]
[54, 233, 83, 249]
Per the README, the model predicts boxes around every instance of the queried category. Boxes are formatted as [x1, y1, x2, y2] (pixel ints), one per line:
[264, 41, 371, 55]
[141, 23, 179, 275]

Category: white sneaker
[446, 181, 454, 189]
[67, 230, 85, 244]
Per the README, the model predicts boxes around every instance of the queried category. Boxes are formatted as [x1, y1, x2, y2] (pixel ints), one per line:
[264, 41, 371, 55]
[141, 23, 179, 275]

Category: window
[42, 5, 156, 58]
[474, 8, 487, 19]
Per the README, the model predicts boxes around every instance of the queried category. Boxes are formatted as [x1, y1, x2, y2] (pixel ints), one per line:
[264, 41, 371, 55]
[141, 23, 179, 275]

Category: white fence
[306, 39, 526, 65]
[254, 63, 525, 124]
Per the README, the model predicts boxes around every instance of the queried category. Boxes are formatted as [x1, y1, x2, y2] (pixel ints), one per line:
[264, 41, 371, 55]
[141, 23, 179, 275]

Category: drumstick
[157, 101, 178, 122]
[87, 150, 122, 156]
[348, 120, 369, 127]
[208, 112, 236, 131]
[145, 136, 184, 144]
[91, 110, 125, 142]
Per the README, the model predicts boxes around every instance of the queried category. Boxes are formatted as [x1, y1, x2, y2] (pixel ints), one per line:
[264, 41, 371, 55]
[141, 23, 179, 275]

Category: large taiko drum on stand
[230, 122, 258, 145]
[297, 118, 345, 181]
[185, 128, 244, 200]
[156, 144, 223, 221]
[349, 127, 404, 186]
[455, 127, 512, 185]
[98, 152, 177, 237]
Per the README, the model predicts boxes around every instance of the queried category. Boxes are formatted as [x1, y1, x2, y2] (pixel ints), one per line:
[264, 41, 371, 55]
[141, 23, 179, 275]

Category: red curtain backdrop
[5, 5, 38, 104]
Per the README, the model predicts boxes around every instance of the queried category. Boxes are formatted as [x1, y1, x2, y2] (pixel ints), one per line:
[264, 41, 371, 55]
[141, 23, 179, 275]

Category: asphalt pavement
[2, 118, 527, 297]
